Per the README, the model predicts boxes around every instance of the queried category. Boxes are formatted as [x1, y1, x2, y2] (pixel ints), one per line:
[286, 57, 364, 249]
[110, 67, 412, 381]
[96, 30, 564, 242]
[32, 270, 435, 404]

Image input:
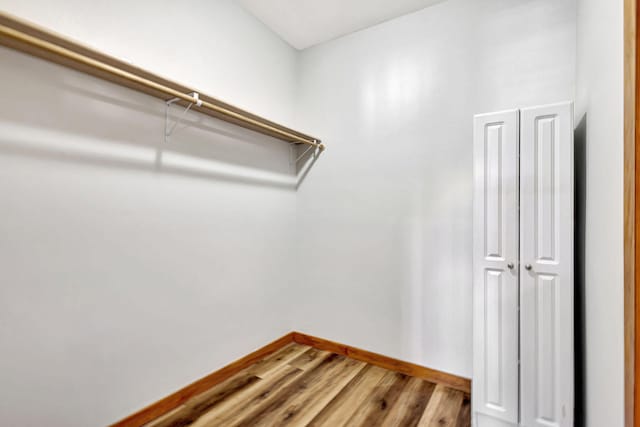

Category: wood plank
[455, 395, 471, 427]
[143, 372, 261, 427]
[143, 405, 186, 427]
[251, 359, 366, 426]
[417, 384, 465, 427]
[307, 365, 388, 427]
[627, 0, 640, 425]
[110, 332, 295, 427]
[288, 347, 332, 371]
[247, 343, 310, 378]
[626, 2, 638, 426]
[116, 332, 473, 427]
[191, 350, 336, 426]
[230, 353, 361, 427]
[189, 363, 306, 427]
[379, 377, 437, 427]
[343, 370, 411, 426]
[292, 332, 471, 393]
[146, 344, 308, 426]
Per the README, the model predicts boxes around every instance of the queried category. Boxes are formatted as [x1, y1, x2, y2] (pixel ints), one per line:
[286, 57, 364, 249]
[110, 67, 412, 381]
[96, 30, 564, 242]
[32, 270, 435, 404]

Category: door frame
[625, 0, 638, 426]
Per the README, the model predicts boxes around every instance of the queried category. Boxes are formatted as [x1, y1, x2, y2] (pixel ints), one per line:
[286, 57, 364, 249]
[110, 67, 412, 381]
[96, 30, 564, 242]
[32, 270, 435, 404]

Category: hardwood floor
[144, 343, 470, 427]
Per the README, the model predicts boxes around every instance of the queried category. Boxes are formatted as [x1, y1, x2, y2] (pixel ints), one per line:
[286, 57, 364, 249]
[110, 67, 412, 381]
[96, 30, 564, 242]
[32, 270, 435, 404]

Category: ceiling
[238, 0, 445, 50]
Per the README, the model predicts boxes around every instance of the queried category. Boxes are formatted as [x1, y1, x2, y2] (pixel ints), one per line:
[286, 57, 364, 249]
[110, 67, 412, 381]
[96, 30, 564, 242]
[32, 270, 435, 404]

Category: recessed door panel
[473, 110, 519, 426]
[520, 102, 574, 427]
[485, 124, 504, 259]
[535, 274, 558, 422]
[485, 269, 504, 407]
[535, 116, 557, 262]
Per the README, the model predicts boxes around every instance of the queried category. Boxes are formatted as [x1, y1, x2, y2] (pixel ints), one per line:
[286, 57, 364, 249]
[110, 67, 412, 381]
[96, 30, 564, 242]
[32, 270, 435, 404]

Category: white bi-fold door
[473, 109, 520, 427]
[472, 102, 573, 427]
[519, 102, 574, 427]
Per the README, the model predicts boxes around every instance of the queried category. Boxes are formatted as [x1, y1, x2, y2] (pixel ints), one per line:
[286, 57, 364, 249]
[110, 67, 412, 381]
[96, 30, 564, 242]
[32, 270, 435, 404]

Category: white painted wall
[575, 0, 624, 425]
[294, 0, 576, 378]
[2, 0, 624, 426]
[0, 0, 298, 126]
[0, 1, 299, 426]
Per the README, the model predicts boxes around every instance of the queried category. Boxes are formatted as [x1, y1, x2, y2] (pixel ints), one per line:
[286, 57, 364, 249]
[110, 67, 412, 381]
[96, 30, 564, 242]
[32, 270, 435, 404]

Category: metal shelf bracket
[164, 92, 202, 143]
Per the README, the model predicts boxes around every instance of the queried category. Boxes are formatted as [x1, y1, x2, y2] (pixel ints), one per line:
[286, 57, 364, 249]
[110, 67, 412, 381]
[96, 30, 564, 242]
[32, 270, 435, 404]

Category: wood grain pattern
[626, 0, 638, 425]
[115, 332, 472, 426]
[144, 372, 261, 427]
[417, 384, 465, 427]
[145, 344, 311, 427]
[454, 395, 471, 427]
[188, 363, 306, 427]
[231, 353, 355, 427]
[139, 343, 470, 426]
[292, 332, 471, 393]
[111, 332, 295, 427]
[380, 377, 437, 427]
[288, 348, 331, 371]
[247, 343, 311, 378]
[307, 365, 388, 427]
[344, 370, 411, 426]
[247, 358, 365, 426]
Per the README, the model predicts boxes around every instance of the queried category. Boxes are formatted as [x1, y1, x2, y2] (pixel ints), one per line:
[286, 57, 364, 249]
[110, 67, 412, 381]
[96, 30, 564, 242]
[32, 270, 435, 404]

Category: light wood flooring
[144, 342, 470, 427]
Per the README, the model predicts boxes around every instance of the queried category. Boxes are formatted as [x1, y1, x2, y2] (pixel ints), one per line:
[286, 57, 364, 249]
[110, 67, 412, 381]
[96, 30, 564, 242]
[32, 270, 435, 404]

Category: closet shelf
[0, 12, 324, 150]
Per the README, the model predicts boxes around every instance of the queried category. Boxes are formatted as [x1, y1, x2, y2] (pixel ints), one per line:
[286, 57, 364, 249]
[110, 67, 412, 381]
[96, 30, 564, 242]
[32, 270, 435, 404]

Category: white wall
[294, 0, 576, 378]
[0, 1, 299, 426]
[0, 0, 297, 125]
[575, 0, 624, 425]
[2, 0, 623, 426]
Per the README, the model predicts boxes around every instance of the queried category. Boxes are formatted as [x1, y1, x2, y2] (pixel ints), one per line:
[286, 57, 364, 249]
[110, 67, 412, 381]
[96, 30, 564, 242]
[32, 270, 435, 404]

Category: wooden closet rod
[0, 13, 324, 150]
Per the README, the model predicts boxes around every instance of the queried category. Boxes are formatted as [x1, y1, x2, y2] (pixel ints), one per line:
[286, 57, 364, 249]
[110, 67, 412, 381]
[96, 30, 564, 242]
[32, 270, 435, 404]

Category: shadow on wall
[574, 113, 586, 426]
[0, 48, 320, 190]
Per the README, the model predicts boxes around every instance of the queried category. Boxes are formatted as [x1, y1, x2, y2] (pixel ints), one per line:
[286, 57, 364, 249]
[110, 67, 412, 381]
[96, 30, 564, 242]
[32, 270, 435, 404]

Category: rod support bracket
[164, 92, 201, 142]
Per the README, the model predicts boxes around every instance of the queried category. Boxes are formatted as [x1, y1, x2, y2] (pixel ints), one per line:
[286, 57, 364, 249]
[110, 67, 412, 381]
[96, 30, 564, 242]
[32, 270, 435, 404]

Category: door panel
[473, 110, 519, 426]
[520, 102, 574, 427]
